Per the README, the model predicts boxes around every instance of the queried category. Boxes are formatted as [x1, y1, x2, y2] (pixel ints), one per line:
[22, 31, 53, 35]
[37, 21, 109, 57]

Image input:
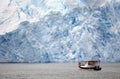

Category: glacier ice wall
[0, 0, 120, 63]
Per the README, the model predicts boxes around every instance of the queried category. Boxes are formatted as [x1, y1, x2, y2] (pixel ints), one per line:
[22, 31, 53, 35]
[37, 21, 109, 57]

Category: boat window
[88, 61, 95, 65]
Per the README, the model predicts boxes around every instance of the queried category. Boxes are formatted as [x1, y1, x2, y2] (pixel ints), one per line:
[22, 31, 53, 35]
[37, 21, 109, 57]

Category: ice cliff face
[0, 0, 120, 63]
[0, 0, 79, 34]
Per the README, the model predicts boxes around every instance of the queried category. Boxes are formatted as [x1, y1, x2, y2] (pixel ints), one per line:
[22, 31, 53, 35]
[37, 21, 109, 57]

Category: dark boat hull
[79, 66, 101, 70]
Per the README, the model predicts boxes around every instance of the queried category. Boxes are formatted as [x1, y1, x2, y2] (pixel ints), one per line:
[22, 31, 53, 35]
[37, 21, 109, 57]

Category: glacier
[0, 0, 120, 63]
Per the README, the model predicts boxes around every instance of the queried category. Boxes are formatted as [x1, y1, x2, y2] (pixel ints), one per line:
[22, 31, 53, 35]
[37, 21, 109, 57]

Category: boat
[78, 60, 102, 70]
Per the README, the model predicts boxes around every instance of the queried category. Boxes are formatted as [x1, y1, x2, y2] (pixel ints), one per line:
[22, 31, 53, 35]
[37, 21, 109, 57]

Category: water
[0, 63, 120, 79]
